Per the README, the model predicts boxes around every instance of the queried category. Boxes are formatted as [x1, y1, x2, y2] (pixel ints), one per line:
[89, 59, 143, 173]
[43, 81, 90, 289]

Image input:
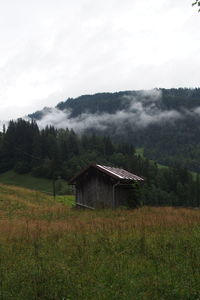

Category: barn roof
[69, 164, 144, 183]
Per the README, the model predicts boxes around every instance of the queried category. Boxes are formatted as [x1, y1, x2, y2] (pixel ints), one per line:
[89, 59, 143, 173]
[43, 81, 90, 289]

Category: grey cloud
[1, 0, 199, 120]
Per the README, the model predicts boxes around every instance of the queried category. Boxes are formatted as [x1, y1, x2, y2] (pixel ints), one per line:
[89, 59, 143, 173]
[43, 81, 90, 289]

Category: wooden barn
[69, 164, 144, 209]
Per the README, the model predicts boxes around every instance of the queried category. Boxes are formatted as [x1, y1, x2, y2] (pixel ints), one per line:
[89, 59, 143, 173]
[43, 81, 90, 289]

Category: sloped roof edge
[69, 164, 144, 184]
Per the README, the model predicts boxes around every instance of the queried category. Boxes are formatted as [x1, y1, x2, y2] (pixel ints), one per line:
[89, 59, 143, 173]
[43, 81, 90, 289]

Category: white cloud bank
[36, 90, 182, 132]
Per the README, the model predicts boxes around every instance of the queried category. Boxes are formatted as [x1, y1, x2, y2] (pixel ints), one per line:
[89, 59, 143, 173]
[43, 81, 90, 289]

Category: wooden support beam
[76, 202, 95, 210]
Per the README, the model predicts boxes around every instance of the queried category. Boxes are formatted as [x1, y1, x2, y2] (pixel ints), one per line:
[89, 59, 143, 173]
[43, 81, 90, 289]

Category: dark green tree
[192, 0, 200, 11]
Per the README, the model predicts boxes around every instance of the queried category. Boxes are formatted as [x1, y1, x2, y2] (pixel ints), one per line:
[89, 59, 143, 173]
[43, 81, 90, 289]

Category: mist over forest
[1, 87, 200, 207]
[29, 88, 200, 173]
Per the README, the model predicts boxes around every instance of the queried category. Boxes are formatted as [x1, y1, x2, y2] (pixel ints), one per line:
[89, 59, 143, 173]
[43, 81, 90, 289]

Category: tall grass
[0, 184, 200, 299]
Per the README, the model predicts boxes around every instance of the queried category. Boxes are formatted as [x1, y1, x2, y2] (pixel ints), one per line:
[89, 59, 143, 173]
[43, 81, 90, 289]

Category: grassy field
[136, 149, 198, 179]
[0, 183, 200, 299]
[136, 148, 168, 170]
[0, 170, 73, 195]
[135, 147, 145, 158]
[0, 170, 54, 193]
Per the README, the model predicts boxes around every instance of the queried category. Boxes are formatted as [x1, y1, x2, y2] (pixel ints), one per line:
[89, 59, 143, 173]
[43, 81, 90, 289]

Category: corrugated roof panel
[96, 165, 144, 181]
[69, 164, 144, 184]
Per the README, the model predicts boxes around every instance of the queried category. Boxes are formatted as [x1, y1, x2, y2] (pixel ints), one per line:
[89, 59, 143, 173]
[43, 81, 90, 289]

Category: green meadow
[0, 170, 73, 195]
[136, 148, 169, 170]
[0, 183, 200, 299]
[0, 170, 55, 193]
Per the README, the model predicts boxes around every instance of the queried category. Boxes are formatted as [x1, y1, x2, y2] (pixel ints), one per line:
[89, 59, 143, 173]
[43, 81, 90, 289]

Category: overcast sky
[0, 0, 199, 120]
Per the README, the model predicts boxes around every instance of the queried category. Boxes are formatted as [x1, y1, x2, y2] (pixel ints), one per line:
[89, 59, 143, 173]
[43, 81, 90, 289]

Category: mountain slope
[29, 88, 200, 172]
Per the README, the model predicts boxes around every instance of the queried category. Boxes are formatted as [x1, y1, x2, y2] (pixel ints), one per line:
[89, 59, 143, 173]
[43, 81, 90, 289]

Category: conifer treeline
[0, 118, 200, 207]
[30, 88, 200, 173]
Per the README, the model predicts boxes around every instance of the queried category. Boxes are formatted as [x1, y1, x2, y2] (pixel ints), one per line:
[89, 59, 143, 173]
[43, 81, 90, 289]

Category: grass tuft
[0, 184, 200, 299]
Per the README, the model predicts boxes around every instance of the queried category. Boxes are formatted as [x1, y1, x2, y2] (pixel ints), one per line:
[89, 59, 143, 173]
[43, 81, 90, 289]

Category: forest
[0, 118, 200, 208]
[30, 88, 200, 173]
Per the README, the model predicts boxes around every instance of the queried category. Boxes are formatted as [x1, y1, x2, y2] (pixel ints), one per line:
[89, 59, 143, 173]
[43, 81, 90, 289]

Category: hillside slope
[29, 88, 200, 172]
[0, 182, 74, 216]
[0, 183, 200, 299]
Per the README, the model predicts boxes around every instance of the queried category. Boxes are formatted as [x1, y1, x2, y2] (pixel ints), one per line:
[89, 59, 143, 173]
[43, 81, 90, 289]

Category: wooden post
[112, 181, 120, 209]
[52, 176, 56, 200]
